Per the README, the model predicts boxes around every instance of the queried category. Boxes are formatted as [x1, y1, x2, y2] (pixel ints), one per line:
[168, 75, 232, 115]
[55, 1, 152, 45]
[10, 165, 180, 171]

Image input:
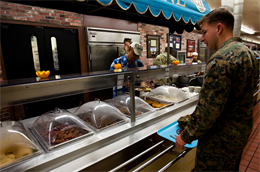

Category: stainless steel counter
[11, 95, 199, 172]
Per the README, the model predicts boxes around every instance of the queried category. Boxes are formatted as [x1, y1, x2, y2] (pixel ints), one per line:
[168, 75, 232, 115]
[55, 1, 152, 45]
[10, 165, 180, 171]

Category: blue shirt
[110, 55, 144, 71]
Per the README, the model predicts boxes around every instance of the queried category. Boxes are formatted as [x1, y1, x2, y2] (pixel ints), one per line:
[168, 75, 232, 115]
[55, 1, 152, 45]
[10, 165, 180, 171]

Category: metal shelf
[0, 64, 206, 108]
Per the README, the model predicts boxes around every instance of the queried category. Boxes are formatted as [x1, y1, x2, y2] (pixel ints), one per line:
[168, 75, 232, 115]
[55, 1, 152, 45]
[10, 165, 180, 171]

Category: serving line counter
[16, 96, 198, 172]
[0, 64, 205, 171]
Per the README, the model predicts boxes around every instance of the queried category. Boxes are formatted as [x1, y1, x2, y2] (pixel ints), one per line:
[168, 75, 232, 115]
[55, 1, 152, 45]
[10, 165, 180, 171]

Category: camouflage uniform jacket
[153, 52, 177, 66]
[119, 47, 128, 57]
[177, 37, 259, 171]
[153, 52, 177, 86]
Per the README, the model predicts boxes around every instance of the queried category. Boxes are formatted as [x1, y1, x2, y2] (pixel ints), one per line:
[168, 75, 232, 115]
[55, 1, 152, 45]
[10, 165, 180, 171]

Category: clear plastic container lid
[0, 121, 42, 170]
[74, 100, 128, 131]
[31, 108, 94, 151]
[147, 86, 188, 103]
[108, 95, 155, 118]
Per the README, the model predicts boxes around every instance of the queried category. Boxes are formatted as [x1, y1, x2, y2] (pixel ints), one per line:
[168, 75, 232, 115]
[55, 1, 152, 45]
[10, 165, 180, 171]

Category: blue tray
[157, 121, 198, 148]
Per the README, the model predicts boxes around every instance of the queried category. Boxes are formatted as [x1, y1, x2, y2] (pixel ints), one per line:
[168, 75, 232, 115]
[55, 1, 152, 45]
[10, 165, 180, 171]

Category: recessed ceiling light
[241, 26, 255, 34]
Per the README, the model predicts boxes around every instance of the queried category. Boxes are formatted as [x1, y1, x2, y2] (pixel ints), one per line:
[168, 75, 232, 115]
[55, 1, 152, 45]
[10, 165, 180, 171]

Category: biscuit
[145, 100, 153, 105]
[152, 102, 162, 108]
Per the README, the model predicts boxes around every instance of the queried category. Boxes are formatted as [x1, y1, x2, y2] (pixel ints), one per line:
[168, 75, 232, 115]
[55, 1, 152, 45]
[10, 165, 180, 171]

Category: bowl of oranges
[36, 70, 50, 79]
[173, 60, 180, 66]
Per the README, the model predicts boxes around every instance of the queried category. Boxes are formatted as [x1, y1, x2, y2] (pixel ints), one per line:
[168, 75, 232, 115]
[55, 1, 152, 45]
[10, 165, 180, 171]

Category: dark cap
[124, 38, 132, 44]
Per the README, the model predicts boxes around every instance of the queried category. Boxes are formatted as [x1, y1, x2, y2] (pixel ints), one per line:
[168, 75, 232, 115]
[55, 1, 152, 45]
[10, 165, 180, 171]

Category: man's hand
[175, 135, 186, 150]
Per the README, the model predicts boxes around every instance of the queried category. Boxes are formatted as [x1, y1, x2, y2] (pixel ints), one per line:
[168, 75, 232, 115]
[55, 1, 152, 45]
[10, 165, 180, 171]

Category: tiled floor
[239, 101, 260, 172]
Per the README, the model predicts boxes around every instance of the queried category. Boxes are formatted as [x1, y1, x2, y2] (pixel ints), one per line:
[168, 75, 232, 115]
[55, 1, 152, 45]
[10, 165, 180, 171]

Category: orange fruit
[114, 63, 121, 69]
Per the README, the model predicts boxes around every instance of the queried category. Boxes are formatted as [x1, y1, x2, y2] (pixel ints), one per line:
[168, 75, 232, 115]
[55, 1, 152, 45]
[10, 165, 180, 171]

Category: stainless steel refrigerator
[198, 40, 216, 63]
[86, 27, 140, 72]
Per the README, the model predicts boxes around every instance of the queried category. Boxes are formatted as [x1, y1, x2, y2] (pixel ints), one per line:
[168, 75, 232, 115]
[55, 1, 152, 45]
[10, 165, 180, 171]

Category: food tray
[76, 111, 128, 132]
[157, 121, 198, 148]
[29, 108, 94, 152]
[108, 95, 155, 120]
[144, 96, 174, 111]
[29, 125, 94, 152]
[116, 106, 150, 119]
[146, 95, 189, 104]
[73, 100, 129, 132]
[135, 87, 151, 92]
[146, 86, 189, 104]
[0, 121, 43, 170]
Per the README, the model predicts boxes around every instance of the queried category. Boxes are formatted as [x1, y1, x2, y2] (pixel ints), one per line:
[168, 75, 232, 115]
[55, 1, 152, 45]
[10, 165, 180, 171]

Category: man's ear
[216, 23, 223, 35]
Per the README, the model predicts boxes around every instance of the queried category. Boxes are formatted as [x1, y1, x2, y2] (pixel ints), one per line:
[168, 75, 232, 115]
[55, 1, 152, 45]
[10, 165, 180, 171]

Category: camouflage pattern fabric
[153, 53, 177, 85]
[119, 47, 128, 57]
[153, 52, 177, 66]
[177, 37, 259, 171]
[154, 78, 171, 86]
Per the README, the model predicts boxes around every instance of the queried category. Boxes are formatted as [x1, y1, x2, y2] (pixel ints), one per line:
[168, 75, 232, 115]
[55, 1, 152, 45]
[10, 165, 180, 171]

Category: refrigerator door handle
[88, 45, 92, 72]
[89, 53, 92, 71]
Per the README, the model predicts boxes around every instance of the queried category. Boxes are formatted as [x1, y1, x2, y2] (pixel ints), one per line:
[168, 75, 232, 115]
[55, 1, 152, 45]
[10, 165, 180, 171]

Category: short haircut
[124, 38, 132, 44]
[198, 7, 234, 30]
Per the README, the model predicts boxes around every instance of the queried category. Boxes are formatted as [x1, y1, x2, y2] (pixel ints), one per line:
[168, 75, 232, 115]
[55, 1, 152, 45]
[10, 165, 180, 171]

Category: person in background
[119, 38, 132, 57]
[153, 46, 177, 66]
[110, 42, 144, 71]
[175, 7, 259, 171]
[111, 42, 144, 96]
[191, 52, 202, 63]
[152, 46, 177, 86]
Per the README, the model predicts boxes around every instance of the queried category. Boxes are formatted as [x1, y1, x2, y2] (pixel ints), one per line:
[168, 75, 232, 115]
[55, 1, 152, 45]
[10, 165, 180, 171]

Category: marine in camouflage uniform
[177, 37, 259, 171]
[153, 52, 177, 86]
[153, 52, 177, 66]
[119, 38, 132, 57]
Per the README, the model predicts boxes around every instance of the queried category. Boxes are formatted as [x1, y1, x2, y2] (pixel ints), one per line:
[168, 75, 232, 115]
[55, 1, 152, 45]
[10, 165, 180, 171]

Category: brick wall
[138, 23, 200, 66]
[0, 1, 83, 26]
[0, 1, 84, 121]
[173, 31, 200, 63]
[138, 23, 169, 67]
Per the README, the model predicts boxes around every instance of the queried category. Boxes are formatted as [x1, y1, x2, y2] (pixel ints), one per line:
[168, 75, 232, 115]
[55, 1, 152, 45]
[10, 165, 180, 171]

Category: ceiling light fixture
[241, 26, 255, 34]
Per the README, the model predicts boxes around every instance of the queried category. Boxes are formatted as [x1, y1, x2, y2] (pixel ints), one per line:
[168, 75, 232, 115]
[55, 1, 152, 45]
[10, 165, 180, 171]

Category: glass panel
[51, 37, 59, 71]
[30, 36, 40, 71]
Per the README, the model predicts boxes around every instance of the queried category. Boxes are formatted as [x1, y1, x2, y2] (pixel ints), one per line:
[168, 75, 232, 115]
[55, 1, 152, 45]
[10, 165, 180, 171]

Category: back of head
[198, 7, 234, 31]
[124, 38, 132, 44]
